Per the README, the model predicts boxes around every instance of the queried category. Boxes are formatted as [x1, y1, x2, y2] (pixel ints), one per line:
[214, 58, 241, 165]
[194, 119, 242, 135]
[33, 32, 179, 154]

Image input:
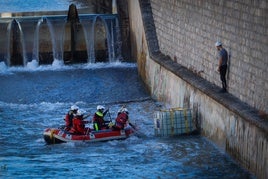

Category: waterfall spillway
[0, 20, 11, 66]
[99, 15, 114, 62]
[114, 17, 122, 61]
[0, 14, 122, 66]
[103, 15, 122, 62]
[7, 19, 26, 66]
[45, 16, 66, 62]
[17, 18, 41, 65]
[80, 14, 122, 63]
[80, 15, 97, 63]
[32, 17, 44, 63]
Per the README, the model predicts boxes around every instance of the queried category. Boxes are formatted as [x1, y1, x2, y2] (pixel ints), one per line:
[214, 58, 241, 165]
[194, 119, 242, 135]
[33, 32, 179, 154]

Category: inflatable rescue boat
[43, 127, 134, 144]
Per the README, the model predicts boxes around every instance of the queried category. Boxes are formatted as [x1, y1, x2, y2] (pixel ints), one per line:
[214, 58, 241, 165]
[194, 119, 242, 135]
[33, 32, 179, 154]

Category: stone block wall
[150, 0, 268, 114]
[128, 0, 268, 178]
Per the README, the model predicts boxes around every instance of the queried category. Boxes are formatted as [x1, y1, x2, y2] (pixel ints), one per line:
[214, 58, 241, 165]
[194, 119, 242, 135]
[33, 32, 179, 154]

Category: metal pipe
[112, 0, 118, 14]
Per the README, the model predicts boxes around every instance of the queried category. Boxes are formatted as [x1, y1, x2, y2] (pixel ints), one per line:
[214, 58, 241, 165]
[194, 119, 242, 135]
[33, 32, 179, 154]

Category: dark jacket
[92, 110, 109, 130]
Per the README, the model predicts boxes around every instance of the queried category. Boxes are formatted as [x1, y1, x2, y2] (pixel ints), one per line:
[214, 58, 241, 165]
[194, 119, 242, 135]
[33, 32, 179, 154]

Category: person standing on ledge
[215, 41, 228, 93]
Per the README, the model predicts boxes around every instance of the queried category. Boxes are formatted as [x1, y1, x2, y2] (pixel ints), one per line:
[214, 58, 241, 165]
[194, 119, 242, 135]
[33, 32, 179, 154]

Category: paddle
[128, 119, 146, 138]
[107, 109, 112, 122]
[101, 107, 113, 127]
[82, 113, 92, 135]
[128, 121, 136, 130]
[83, 113, 91, 120]
[119, 104, 126, 112]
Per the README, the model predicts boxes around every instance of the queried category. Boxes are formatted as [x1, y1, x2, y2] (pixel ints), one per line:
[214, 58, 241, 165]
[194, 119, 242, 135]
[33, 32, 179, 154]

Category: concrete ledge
[151, 51, 268, 134]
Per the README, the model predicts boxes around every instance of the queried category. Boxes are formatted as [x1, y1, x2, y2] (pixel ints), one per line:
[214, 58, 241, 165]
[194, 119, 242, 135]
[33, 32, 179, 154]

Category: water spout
[114, 18, 122, 61]
[81, 14, 121, 63]
[32, 17, 44, 63]
[7, 19, 26, 66]
[45, 16, 66, 62]
[81, 15, 97, 63]
[0, 13, 122, 66]
[4, 20, 12, 66]
[99, 16, 113, 62]
[15, 19, 27, 66]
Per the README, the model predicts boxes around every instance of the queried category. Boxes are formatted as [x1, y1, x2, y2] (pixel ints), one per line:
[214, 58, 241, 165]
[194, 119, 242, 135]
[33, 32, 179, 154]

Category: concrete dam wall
[127, 0, 267, 178]
[0, 13, 121, 66]
[0, 1, 132, 66]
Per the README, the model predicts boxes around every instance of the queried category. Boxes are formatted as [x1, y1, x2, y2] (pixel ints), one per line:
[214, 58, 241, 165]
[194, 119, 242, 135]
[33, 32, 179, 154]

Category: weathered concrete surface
[128, 0, 268, 178]
[150, 0, 268, 115]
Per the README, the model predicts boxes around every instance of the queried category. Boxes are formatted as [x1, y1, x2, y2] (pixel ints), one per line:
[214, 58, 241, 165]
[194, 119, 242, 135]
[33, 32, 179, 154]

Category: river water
[0, 0, 87, 13]
[0, 61, 254, 178]
[0, 1, 255, 178]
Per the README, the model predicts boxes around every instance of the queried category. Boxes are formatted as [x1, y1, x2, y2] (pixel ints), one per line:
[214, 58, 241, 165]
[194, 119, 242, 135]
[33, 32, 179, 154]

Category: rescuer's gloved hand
[108, 122, 114, 128]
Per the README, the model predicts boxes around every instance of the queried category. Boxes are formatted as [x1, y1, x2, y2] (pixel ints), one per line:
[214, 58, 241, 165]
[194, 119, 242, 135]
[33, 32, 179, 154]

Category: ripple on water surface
[0, 64, 254, 178]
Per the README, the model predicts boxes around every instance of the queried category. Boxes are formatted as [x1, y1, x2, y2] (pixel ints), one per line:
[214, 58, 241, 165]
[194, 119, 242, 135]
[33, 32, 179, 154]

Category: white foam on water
[0, 62, 7, 73]
[83, 61, 137, 70]
[51, 59, 64, 69]
[26, 60, 39, 70]
[0, 100, 64, 108]
[0, 61, 137, 75]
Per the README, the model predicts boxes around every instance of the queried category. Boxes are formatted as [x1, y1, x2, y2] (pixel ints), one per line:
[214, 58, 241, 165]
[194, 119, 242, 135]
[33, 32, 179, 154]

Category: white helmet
[215, 41, 222, 47]
[121, 108, 128, 114]
[71, 105, 79, 111]
[97, 105, 105, 111]
[76, 109, 84, 116]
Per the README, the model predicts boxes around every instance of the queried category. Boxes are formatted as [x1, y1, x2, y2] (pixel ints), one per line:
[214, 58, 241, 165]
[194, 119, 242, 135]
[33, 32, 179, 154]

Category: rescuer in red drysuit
[69, 109, 89, 135]
[113, 107, 130, 130]
[64, 105, 79, 131]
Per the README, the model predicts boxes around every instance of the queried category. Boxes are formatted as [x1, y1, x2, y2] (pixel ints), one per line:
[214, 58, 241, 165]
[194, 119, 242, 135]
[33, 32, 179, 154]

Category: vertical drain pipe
[112, 0, 118, 14]
[67, 4, 80, 64]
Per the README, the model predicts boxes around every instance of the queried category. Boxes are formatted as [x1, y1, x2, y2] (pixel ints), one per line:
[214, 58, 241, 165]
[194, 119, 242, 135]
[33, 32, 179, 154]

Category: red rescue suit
[70, 116, 87, 135]
[64, 110, 75, 131]
[114, 112, 129, 130]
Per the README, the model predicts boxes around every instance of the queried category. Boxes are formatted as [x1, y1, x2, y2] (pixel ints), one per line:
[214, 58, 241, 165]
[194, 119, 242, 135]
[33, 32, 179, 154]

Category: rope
[50, 129, 56, 144]
[170, 109, 174, 136]
[184, 109, 189, 134]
